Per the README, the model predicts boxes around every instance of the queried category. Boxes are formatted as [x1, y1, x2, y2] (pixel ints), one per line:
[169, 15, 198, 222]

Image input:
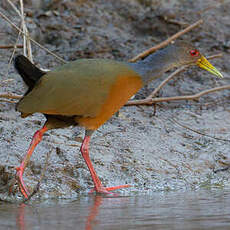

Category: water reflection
[2, 189, 230, 230]
[85, 196, 102, 230]
[16, 203, 26, 230]
[15, 195, 130, 230]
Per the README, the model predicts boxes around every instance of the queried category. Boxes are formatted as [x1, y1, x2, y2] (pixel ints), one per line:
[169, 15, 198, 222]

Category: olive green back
[17, 59, 140, 117]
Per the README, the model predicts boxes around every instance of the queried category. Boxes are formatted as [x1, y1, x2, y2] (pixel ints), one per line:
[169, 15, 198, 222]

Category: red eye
[190, 49, 199, 56]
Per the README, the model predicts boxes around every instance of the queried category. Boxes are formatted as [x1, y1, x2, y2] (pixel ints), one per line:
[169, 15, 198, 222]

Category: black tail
[14, 55, 45, 90]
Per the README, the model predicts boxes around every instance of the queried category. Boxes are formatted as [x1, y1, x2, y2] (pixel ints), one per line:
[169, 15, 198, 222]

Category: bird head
[172, 41, 223, 78]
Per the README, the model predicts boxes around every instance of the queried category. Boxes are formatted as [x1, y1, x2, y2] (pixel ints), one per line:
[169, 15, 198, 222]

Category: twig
[19, 0, 33, 62]
[8, 0, 33, 62]
[19, 0, 26, 56]
[6, 0, 21, 15]
[126, 84, 230, 106]
[6, 25, 22, 79]
[214, 166, 230, 173]
[171, 118, 230, 142]
[0, 10, 66, 64]
[4, 1, 25, 78]
[164, 19, 189, 27]
[0, 93, 22, 99]
[147, 67, 187, 99]
[22, 149, 52, 203]
[129, 19, 203, 62]
[0, 79, 14, 85]
[0, 99, 16, 103]
[0, 44, 23, 49]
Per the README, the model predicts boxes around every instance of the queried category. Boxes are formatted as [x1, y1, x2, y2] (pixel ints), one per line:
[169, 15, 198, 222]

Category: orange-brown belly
[77, 74, 143, 130]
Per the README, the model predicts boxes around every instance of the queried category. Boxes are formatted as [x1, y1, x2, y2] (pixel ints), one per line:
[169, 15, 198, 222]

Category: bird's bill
[196, 56, 223, 78]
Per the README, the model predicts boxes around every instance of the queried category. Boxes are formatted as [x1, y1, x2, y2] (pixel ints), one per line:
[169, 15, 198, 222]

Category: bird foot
[16, 167, 29, 199]
[89, 184, 131, 194]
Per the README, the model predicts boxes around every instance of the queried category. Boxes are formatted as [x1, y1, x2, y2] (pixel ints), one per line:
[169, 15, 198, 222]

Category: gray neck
[127, 48, 178, 85]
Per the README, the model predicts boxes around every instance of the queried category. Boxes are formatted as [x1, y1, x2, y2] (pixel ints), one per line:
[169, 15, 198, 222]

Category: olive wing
[17, 59, 124, 117]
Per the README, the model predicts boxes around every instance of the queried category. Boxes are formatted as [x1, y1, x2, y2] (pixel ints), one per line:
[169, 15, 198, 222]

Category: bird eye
[190, 49, 199, 57]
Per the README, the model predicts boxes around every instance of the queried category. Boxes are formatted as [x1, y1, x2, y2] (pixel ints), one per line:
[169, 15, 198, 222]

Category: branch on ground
[129, 19, 203, 62]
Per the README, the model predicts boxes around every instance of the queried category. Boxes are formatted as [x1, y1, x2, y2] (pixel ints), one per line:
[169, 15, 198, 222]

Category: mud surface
[0, 0, 230, 200]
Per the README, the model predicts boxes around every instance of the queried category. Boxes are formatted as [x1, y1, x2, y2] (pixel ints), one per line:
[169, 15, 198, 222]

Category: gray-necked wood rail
[14, 42, 223, 198]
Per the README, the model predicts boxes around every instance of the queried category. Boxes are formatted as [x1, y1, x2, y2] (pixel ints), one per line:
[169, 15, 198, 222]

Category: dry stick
[126, 84, 230, 106]
[0, 10, 66, 64]
[8, 0, 33, 61]
[4, 1, 24, 78]
[0, 99, 16, 103]
[164, 19, 189, 27]
[0, 44, 23, 49]
[0, 93, 22, 99]
[129, 19, 203, 62]
[126, 53, 223, 106]
[171, 118, 230, 142]
[22, 149, 52, 203]
[6, 25, 23, 79]
[4, 1, 25, 79]
[6, 0, 21, 15]
[19, 0, 26, 56]
[147, 67, 187, 99]
[19, 0, 33, 62]
[0, 79, 14, 84]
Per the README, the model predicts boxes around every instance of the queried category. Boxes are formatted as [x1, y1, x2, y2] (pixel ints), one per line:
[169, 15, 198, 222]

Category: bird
[14, 41, 223, 199]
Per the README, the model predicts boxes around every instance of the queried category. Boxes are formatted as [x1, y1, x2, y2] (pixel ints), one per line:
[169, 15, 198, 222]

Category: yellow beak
[197, 56, 223, 78]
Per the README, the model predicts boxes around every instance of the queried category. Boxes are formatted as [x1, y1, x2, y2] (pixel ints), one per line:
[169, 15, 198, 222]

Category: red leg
[16, 125, 48, 198]
[80, 134, 131, 194]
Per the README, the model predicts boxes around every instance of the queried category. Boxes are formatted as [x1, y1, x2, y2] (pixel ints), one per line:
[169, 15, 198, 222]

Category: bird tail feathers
[14, 55, 45, 89]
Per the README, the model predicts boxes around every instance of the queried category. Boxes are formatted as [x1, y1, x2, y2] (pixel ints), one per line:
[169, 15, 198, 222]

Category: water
[1, 189, 230, 230]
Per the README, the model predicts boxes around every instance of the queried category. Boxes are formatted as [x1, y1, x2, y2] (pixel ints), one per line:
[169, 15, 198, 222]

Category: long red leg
[80, 133, 130, 194]
[16, 125, 48, 198]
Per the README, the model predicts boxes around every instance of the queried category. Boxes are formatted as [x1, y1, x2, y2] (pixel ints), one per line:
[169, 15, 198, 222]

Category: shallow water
[1, 189, 230, 230]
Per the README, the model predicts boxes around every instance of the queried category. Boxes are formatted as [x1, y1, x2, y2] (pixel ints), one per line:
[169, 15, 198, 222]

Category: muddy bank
[0, 0, 230, 200]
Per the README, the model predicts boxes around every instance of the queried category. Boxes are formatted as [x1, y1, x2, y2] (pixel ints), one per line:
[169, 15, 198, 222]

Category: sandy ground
[0, 0, 230, 200]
